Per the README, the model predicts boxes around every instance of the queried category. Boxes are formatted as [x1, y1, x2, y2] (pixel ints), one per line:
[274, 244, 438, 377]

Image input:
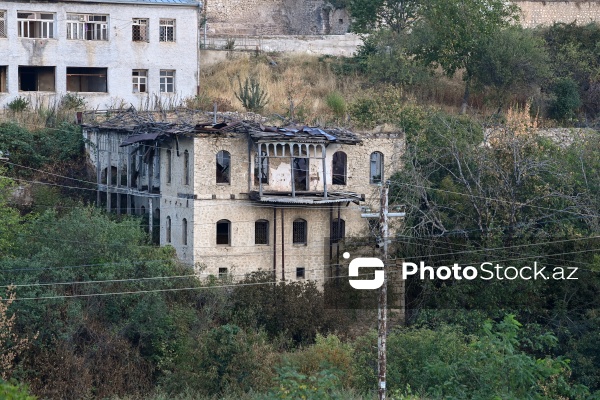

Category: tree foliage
[347, 0, 421, 34]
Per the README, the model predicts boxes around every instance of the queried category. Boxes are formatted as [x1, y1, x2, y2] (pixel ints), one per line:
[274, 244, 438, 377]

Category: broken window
[293, 158, 308, 191]
[182, 218, 188, 245]
[255, 220, 269, 245]
[293, 218, 307, 245]
[166, 216, 171, 243]
[216, 219, 231, 245]
[332, 151, 347, 185]
[132, 69, 147, 93]
[219, 267, 228, 277]
[19, 66, 55, 91]
[370, 152, 384, 184]
[296, 267, 305, 279]
[66, 67, 107, 92]
[166, 149, 172, 183]
[159, 19, 175, 42]
[0, 66, 6, 92]
[159, 70, 175, 93]
[216, 150, 230, 184]
[66, 14, 108, 41]
[183, 150, 189, 185]
[331, 218, 345, 243]
[0, 11, 6, 38]
[132, 18, 148, 42]
[254, 151, 268, 185]
[18, 12, 54, 39]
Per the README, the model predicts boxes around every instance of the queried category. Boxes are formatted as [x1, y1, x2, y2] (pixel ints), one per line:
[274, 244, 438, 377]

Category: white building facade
[0, 0, 201, 110]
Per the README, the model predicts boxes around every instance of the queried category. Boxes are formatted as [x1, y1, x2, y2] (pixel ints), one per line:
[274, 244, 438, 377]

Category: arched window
[293, 218, 307, 245]
[182, 218, 188, 245]
[166, 149, 172, 184]
[331, 218, 345, 243]
[370, 152, 384, 184]
[216, 219, 231, 245]
[140, 205, 146, 215]
[332, 151, 347, 185]
[216, 150, 231, 184]
[166, 216, 172, 243]
[184, 150, 190, 185]
[255, 219, 269, 245]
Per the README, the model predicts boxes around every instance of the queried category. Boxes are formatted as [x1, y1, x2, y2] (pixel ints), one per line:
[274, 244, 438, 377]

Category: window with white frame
[159, 19, 175, 42]
[159, 70, 175, 93]
[132, 18, 148, 42]
[132, 70, 147, 93]
[0, 11, 6, 38]
[66, 14, 107, 41]
[18, 12, 55, 39]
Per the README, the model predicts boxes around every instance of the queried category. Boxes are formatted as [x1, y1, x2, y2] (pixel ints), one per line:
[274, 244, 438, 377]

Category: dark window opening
[216, 150, 230, 184]
[166, 149, 172, 183]
[370, 152, 384, 184]
[255, 220, 269, 245]
[296, 267, 305, 279]
[66, 67, 107, 92]
[219, 267, 228, 277]
[182, 218, 188, 245]
[132, 18, 148, 41]
[339, 18, 344, 24]
[331, 218, 345, 243]
[216, 219, 230, 245]
[293, 158, 308, 191]
[184, 150, 189, 185]
[332, 151, 347, 185]
[19, 66, 55, 92]
[0, 66, 7, 92]
[254, 151, 268, 185]
[166, 216, 171, 243]
[293, 218, 307, 245]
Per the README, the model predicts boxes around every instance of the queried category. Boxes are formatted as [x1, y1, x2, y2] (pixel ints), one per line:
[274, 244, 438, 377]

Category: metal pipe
[273, 207, 277, 281]
[281, 208, 285, 281]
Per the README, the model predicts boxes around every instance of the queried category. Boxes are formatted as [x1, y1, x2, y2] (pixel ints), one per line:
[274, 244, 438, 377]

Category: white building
[0, 0, 201, 110]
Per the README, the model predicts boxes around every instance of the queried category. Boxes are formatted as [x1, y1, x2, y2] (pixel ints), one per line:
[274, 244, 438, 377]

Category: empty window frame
[18, 12, 54, 39]
[19, 66, 55, 91]
[218, 267, 228, 277]
[293, 158, 309, 191]
[183, 150, 190, 185]
[216, 219, 231, 245]
[159, 19, 175, 42]
[254, 151, 268, 184]
[332, 151, 347, 185]
[182, 218, 188, 245]
[216, 150, 231, 184]
[132, 18, 148, 41]
[331, 218, 345, 243]
[370, 152, 384, 184]
[0, 66, 6, 92]
[159, 70, 175, 93]
[255, 220, 269, 245]
[66, 14, 108, 41]
[132, 70, 147, 93]
[166, 149, 172, 183]
[166, 216, 171, 243]
[0, 11, 6, 38]
[293, 218, 307, 245]
[66, 67, 107, 92]
[296, 267, 305, 279]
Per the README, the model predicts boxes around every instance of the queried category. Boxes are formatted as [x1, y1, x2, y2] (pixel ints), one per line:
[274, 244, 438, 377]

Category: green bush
[235, 76, 268, 112]
[325, 92, 347, 118]
[6, 97, 29, 113]
[549, 77, 582, 121]
[0, 381, 36, 400]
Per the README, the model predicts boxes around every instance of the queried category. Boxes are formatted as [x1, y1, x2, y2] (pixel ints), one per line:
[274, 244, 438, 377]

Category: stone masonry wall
[516, 1, 600, 28]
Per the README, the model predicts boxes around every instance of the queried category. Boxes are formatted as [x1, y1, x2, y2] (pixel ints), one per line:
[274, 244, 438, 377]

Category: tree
[347, 0, 421, 34]
[411, 0, 519, 113]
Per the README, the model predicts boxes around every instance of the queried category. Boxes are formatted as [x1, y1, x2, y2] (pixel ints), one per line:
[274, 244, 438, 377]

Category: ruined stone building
[83, 111, 403, 281]
[0, 0, 201, 109]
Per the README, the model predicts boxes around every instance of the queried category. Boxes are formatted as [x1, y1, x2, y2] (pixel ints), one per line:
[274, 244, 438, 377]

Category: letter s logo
[349, 258, 385, 290]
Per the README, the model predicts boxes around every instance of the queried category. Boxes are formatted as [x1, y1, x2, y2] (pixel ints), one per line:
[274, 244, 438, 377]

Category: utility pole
[361, 180, 405, 400]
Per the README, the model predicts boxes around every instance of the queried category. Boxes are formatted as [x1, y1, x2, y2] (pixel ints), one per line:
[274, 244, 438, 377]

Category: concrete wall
[516, 1, 600, 28]
[0, 1, 200, 110]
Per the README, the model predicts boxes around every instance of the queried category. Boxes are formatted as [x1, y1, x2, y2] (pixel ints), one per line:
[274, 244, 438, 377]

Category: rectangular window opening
[255, 220, 269, 245]
[66, 67, 107, 92]
[218, 267, 228, 277]
[0, 66, 7, 92]
[132, 69, 147, 93]
[159, 19, 175, 42]
[66, 14, 108, 41]
[296, 267, 305, 279]
[132, 18, 148, 42]
[160, 70, 175, 93]
[293, 220, 307, 245]
[18, 12, 55, 39]
[0, 11, 6, 38]
[19, 66, 55, 92]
